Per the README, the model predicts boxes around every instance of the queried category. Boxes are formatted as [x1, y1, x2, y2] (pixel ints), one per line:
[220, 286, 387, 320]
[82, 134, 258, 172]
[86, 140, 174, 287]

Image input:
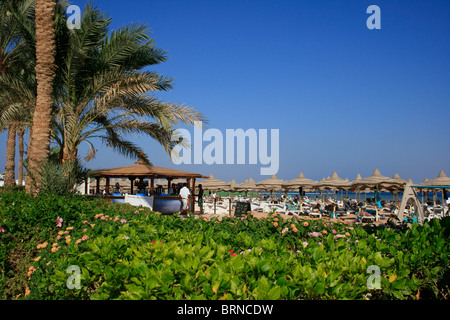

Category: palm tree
[0, 0, 35, 187]
[52, 3, 205, 165]
[25, 0, 56, 192]
[3, 1, 205, 192]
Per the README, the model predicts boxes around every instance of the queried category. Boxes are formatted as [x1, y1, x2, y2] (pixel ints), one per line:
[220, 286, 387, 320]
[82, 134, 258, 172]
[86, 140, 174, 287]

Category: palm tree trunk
[17, 128, 25, 186]
[4, 125, 16, 188]
[25, 0, 57, 192]
[62, 144, 78, 164]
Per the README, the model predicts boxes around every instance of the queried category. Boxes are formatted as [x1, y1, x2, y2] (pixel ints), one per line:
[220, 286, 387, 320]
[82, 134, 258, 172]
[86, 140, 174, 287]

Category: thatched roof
[424, 170, 450, 186]
[91, 164, 207, 179]
[318, 172, 349, 189]
[351, 168, 392, 189]
[282, 172, 317, 190]
[235, 178, 260, 191]
[198, 174, 231, 191]
[256, 174, 284, 190]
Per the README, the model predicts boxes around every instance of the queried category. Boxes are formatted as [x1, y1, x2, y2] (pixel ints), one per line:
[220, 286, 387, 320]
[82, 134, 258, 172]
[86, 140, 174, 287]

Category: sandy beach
[189, 207, 397, 227]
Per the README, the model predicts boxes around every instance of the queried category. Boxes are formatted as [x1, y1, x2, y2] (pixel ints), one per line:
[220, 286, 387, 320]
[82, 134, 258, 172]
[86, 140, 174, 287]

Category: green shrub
[1, 190, 449, 300]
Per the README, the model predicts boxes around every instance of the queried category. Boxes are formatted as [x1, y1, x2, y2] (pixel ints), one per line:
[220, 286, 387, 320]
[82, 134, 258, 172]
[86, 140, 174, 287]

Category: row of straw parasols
[196, 169, 450, 194]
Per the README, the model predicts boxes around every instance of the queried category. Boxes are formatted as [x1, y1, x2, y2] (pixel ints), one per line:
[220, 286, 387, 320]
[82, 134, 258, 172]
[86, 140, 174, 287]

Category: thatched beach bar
[87, 163, 207, 213]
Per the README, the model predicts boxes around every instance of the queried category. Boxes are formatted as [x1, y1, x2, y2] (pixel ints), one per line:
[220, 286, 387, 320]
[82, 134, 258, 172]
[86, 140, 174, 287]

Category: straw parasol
[199, 174, 231, 191]
[378, 173, 408, 191]
[351, 168, 392, 190]
[229, 179, 239, 190]
[424, 170, 450, 186]
[348, 173, 365, 201]
[313, 177, 327, 191]
[352, 169, 400, 221]
[421, 171, 450, 206]
[235, 178, 259, 191]
[282, 172, 317, 191]
[377, 173, 408, 202]
[391, 173, 407, 186]
[256, 174, 284, 190]
[352, 173, 362, 185]
[256, 174, 284, 199]
[319, 172, 349, 191]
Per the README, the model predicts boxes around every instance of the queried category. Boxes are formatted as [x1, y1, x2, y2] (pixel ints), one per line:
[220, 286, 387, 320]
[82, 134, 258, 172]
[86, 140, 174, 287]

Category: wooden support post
[191, 178, 196, 213]
[105, 176, 110, 195]
[129, 176, 135, 194]
[167, 178, 173, 194]
[96, 177, 100, 194]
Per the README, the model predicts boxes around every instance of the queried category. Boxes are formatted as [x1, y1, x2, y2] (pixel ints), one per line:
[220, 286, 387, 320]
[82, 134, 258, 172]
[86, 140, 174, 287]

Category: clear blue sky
[1, 0, 449, 184]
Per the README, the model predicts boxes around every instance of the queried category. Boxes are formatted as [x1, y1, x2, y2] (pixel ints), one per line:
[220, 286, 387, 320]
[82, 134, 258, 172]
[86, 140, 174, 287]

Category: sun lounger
[356, 210, 376, 223]
[285, 203, 302, 216]
[344, 200, 358, 213]
[308, 209, 322, 218]
[425, 206, 448, 222]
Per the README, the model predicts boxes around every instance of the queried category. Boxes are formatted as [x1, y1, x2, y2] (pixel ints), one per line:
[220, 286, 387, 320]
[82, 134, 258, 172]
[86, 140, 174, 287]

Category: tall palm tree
[52, 3, 205, 165]
[0, 0, 35, 187]
[25, 0, 56, 192]
[3, 126, 16, 187]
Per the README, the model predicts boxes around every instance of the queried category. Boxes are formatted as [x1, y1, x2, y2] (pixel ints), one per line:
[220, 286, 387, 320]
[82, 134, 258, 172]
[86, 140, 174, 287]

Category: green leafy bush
[1, 190, 449, 300]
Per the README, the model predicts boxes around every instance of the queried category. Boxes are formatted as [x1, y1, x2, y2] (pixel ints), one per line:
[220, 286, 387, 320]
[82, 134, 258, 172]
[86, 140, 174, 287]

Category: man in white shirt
[179, 183, 190, 214]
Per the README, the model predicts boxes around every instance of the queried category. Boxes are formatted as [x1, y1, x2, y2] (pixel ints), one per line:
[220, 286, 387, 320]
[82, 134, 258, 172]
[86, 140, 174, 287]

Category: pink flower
[120, 219, 127, 224]
[309, 232, 321, 238]
[81, 235, 89, 241]
[0, 226, 4, 233]
[35, 188, 40, 194]
[231, 253, 237, 257]
[56, 217, 63, 228]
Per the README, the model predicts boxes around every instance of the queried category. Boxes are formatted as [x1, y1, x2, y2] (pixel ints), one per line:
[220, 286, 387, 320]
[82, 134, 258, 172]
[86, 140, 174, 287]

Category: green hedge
[0, 190, 448, 299]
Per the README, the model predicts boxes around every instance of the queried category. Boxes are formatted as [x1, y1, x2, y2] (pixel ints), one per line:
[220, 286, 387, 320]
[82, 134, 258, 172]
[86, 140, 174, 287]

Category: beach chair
[344, 200, 357, 214]
[261, 202, 285, 214]
[305, 205, 322, 218]
[250, 202, 263, 212]
[425, 206, 446, 222]
[285, 203, 302, 216]
[324, 204, 345, 219]
[309, 210, 322, 219]
[272, 204, 287, 214]
[357, 210, 376, 223]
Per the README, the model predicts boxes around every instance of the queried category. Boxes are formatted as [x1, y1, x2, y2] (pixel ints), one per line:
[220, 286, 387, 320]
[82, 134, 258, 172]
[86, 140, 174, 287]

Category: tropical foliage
[1, 190, 448, 300]
[0, 0, 205, 189]
[0, 0, 36, 187]
[51, 3, 205, 165]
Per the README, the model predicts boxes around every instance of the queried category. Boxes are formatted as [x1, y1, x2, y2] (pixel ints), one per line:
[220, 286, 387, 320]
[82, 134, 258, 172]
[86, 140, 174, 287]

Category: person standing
[179, 183, 191, 215]
[197, 184, 204, 214]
